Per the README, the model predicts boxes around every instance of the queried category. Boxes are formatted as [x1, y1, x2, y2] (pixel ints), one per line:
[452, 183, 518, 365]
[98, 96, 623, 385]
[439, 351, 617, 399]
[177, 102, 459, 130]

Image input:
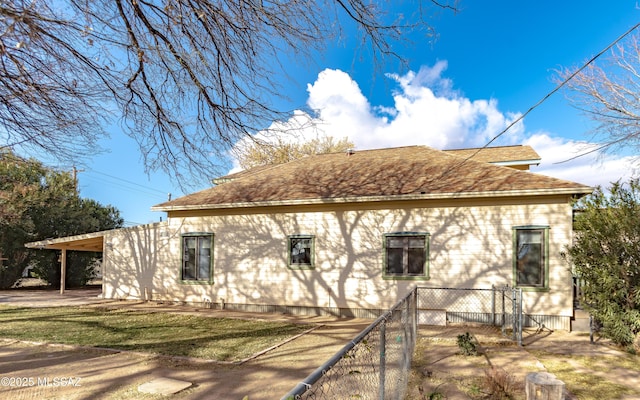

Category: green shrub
[566, 180, 640, 347]
[456, 332, 478, 356]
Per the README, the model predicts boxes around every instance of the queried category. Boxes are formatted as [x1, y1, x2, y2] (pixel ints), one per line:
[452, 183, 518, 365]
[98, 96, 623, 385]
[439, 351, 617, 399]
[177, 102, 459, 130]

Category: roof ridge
[217, 145, 431, 182]
[214, 161, 291, 183]
[444, 144, 529, 151]
[158, 145, 591, 211]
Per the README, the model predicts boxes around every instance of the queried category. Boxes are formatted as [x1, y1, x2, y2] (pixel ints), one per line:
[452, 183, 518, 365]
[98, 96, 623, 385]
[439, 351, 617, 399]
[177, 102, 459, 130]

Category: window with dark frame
[182, 234, 213, 282]
[384, 233, 429, 278]
[514, 227, 548, 288]
[288, 235, 314, 268]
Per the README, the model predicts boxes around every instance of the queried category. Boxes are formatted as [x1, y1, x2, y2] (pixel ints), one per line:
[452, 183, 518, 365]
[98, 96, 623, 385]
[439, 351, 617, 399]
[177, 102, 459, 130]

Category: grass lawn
[530, 350, 640, 399]
[0, 306, 312, 361]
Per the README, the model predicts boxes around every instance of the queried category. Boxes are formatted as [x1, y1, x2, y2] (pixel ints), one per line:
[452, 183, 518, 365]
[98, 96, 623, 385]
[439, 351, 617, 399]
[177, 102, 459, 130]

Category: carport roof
[25, 231, 107, 252]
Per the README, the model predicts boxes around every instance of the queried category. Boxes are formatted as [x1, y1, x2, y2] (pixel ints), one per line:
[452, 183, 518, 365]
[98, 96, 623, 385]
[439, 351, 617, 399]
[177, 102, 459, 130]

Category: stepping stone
[138, 377, 192, 395]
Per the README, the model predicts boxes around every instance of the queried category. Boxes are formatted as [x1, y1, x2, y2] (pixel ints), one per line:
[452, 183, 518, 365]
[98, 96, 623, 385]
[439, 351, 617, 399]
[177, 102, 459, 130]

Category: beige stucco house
[27, 145, 592, 330]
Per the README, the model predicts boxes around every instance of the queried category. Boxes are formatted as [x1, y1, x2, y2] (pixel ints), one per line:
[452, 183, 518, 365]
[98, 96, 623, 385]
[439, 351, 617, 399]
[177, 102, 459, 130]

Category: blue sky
[76, 1, 640, 226]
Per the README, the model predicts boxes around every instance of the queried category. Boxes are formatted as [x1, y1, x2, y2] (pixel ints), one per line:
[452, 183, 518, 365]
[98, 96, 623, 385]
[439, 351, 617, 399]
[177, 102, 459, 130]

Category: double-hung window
[182, 233, 213, 283]
[513, 227, 549, 289]
[288, 235, 314, 268]
[383, 233, 429, 279]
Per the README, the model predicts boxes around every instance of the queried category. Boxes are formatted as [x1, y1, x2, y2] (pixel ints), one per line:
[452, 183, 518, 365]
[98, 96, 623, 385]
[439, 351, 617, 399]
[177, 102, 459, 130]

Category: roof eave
[24, 222, 167, 251]
[491, 159, 541, 167]
[151, 186, 593, 212]
[25, 231, 108, 252]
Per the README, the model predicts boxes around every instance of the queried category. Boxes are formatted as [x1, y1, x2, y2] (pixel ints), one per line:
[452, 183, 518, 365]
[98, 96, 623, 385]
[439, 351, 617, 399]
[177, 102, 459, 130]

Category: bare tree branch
[233, 134, 355, 170]
[558, 31, 640, 161]
[0, 0, 458, 187]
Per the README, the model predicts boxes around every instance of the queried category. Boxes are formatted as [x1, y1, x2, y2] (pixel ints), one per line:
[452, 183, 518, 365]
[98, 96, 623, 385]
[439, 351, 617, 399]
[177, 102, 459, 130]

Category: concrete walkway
[0, 288, 372, 399]
[0, 288, 638, 399]
[0, 287, 111, 307]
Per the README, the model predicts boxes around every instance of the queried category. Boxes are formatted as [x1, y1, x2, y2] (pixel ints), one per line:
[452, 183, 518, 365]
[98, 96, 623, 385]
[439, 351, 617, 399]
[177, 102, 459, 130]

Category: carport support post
[60, 248, 66, 295]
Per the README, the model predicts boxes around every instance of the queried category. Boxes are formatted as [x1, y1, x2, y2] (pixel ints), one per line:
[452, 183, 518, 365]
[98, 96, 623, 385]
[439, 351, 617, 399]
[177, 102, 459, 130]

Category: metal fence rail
[281, 289, 417, 400]
[416, 286, 523, 345]
[281, 286, 523, 399]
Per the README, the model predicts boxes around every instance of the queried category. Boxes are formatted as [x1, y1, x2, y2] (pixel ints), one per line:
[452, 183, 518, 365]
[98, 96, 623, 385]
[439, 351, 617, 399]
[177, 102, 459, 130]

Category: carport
[25, 231, 106, 294]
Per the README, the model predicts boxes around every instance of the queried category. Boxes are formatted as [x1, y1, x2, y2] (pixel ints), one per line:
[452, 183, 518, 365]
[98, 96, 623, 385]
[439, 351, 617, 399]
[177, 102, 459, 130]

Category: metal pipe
[379, 321, 386, 400]
[280, 287, 418, 400]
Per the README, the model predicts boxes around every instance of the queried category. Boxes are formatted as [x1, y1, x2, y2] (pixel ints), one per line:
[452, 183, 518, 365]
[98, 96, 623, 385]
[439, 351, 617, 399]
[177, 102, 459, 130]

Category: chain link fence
[281, 286, 522, 399]
[281, 289, 417, 400]
[416, 286, 523, 345]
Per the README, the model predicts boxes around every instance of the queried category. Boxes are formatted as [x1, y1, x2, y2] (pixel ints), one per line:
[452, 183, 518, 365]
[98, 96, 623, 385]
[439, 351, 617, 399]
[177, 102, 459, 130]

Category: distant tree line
[0, 150, 123, 289]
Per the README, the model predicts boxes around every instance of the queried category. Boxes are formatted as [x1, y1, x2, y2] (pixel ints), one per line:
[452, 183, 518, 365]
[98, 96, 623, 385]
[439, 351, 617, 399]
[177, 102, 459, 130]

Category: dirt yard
[0, 289, 638, 400]
[0, 288, 371, 400]
[408, 326, 640, 400]
[0, 322, 365, 400]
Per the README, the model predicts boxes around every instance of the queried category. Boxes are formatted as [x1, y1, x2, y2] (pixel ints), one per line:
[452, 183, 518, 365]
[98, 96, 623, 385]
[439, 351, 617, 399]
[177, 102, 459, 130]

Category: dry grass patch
[482, 366, 519, 400]
[408, 337, 523, 400]
[530, 350, 640, 400]
[0, 306, 311, 361]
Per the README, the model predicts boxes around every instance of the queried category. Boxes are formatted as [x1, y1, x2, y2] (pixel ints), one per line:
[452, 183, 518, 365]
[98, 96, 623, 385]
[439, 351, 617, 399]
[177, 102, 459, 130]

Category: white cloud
[525, 133, 635, 188]
[230, 62, 635, 188]
[388, 61, 454, 97]
[305, 69, 383, 143]
[228, 110, 328, 172]
[294, 63, 525, 151]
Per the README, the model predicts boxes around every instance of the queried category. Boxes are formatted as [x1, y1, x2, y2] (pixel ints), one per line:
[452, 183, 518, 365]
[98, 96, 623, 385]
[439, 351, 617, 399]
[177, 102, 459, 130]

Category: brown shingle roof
[212, 164, 276, 183]
[153, 146, 591, 210]
[444, 145, 540, 164]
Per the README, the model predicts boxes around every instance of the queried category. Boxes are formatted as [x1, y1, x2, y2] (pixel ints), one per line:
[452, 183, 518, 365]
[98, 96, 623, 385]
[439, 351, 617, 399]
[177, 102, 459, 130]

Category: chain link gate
[281, 286, 523, 399]
[416, 286, 523, 345]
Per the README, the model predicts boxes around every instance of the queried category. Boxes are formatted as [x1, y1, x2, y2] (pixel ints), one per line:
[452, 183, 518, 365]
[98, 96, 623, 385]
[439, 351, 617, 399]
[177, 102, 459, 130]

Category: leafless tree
[558, 32, 640, 161]
[0, 0, 457, 186]
[233, 134, 355, 170]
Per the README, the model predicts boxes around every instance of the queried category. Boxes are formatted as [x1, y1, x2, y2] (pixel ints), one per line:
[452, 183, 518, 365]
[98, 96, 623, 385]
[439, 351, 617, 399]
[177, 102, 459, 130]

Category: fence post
[379, 321, 386, 400]
[404, 295, 410, 372]
[512, 289, 518, 341]
[491, 284, 496, 326]
[518, 288, 523, 346]
[411, 289, 417, 352]
[501, 287, 506, 330]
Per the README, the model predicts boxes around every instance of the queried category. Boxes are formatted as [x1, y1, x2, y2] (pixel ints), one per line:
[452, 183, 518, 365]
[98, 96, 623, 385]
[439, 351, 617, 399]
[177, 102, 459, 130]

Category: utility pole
[72, 166, 84, 192]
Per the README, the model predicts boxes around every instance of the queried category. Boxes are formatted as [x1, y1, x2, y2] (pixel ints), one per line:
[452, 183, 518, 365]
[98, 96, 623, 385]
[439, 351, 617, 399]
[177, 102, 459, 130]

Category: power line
[43, 163, 171, 199]
[123, 220, 148, 227]
[463, 22, 640, 165]
[553, 136, 631, 165]
[81, 174, 168, 200]
[86, 169, 168, 195]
